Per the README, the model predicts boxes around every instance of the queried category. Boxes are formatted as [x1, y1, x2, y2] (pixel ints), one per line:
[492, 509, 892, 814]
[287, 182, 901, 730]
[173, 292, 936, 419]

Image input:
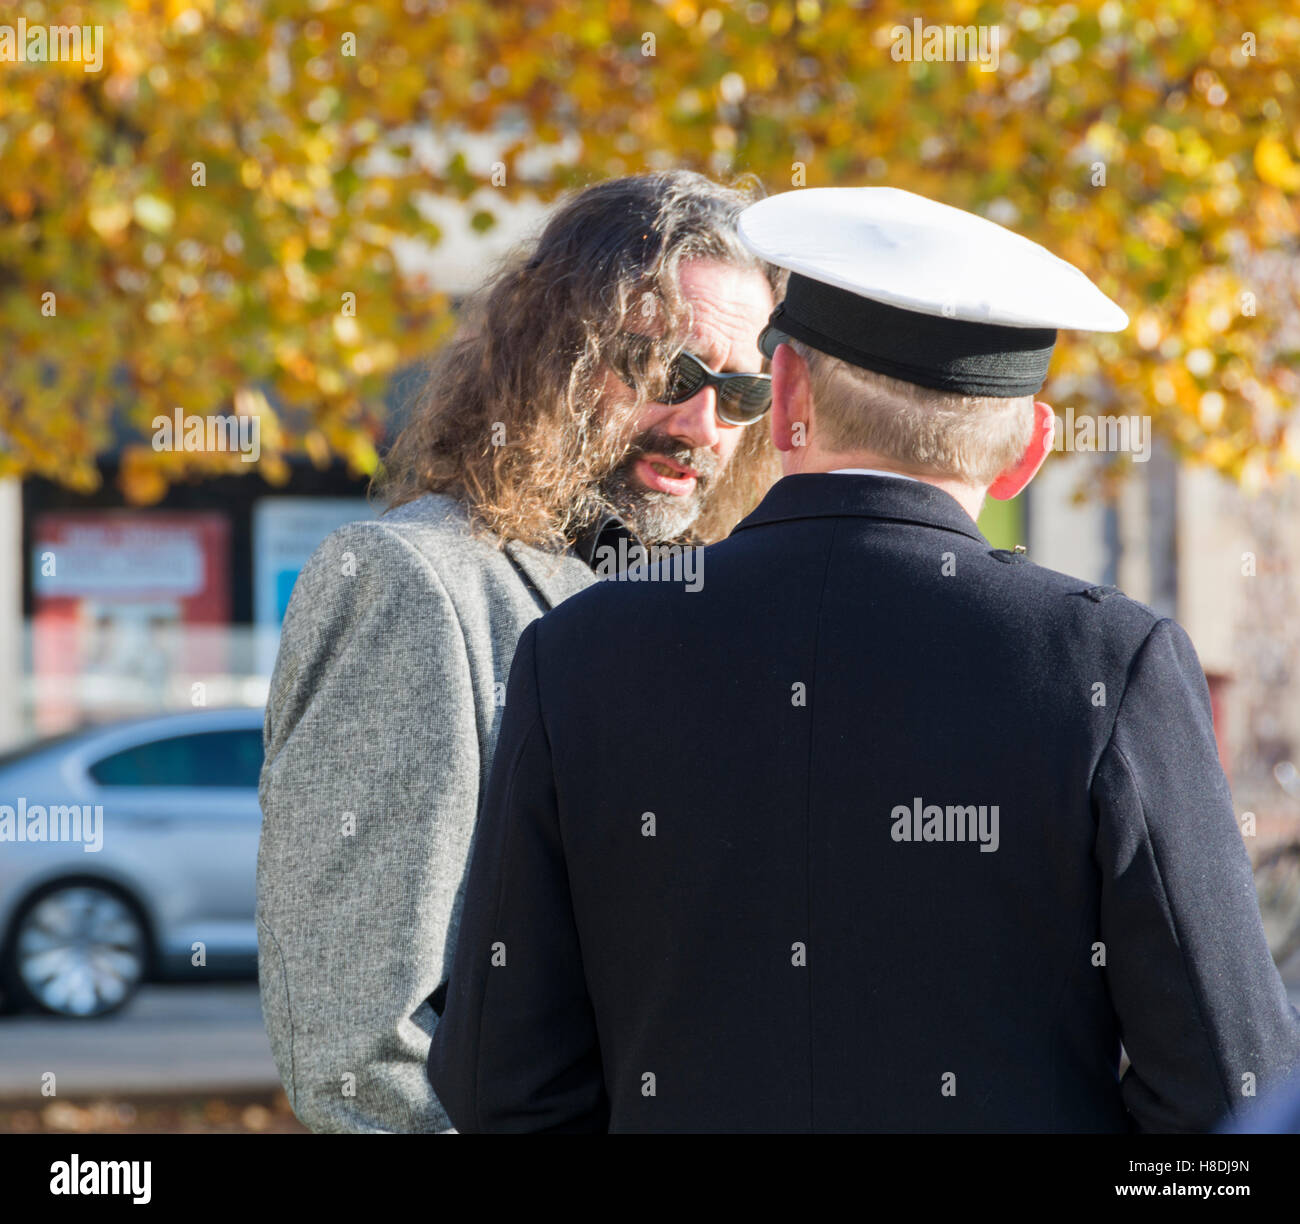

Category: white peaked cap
[738, 187, 1128, 397]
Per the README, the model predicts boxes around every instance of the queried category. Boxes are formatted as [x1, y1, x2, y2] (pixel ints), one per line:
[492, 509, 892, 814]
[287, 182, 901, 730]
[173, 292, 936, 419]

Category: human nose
[661, 386, 727, 450]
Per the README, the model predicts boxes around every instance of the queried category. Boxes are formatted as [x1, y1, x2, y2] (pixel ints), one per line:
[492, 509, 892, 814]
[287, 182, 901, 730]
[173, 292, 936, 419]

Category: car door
[81, 724, 264, 968]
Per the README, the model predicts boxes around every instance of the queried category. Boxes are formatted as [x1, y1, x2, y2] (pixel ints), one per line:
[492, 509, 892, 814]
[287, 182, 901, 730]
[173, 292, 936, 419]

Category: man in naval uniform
[428, 187, 1300, 1133]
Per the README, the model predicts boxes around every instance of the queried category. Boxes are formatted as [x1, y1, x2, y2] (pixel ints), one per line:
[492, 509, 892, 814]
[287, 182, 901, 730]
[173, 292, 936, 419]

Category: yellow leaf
[304, 429, 331, 468]
[118, 449, 169, 505]
[1254, 137, 1300, 192]
[132, 193, 175, 234]
[88, 200, 132, 239]
[345, 434, 380, 476]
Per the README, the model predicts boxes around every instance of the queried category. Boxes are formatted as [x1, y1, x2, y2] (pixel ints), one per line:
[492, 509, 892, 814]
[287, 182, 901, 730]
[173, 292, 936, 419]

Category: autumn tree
[1, 0, 1297, 501]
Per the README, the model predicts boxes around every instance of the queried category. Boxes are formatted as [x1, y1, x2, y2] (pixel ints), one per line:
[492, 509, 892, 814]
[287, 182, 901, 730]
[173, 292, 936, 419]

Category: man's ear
[987, 400, 1055, 501]
[770, 342, 811, 454]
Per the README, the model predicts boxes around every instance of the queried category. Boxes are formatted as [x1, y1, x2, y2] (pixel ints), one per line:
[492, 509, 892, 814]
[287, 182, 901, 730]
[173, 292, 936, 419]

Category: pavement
[0, 982, 276, 1100]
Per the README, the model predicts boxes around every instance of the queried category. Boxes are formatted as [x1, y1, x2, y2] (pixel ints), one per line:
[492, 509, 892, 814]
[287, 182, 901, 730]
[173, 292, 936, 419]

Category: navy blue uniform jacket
[428, 474, 1300, 1133]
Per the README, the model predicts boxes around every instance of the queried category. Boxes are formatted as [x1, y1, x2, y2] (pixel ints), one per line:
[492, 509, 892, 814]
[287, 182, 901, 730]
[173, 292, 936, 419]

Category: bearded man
[256, 171, 782, 1132]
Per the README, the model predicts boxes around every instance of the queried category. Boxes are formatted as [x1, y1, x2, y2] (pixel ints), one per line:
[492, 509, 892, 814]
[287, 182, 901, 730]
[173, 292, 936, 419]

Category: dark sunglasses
[614, 336, 773, 426]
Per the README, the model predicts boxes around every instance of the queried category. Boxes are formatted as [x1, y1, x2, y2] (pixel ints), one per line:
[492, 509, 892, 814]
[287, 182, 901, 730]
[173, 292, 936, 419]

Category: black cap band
[760, 273, 1057, 397]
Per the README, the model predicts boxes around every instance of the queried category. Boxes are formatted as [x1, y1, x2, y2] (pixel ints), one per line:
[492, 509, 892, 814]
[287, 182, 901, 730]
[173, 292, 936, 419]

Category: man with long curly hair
[255, 171, 783, 1132]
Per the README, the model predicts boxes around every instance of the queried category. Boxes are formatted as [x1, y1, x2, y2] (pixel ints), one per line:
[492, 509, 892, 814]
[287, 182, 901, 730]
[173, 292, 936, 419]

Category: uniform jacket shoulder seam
[1086, 615, 1172, 797]
[1102, 730, 1234, 1112]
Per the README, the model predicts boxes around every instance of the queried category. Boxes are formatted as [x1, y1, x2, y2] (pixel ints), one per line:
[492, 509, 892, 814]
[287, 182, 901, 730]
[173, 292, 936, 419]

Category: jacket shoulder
[987, 551, 1161, 622]
[297, 494, 500, 586]
[371, 493, 491, 562]
[976, 550, 1174, 670]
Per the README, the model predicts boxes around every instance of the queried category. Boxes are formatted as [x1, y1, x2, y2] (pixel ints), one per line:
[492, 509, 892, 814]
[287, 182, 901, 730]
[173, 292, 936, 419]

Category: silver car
[0, 707, 264, 1018]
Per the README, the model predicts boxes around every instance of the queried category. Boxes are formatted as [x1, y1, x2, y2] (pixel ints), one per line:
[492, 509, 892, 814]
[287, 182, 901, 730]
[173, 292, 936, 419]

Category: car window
[89, 729, 264, 789]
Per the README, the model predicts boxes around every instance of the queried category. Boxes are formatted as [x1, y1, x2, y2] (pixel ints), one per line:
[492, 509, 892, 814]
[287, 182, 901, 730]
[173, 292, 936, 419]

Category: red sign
[31, 512, 231, 730]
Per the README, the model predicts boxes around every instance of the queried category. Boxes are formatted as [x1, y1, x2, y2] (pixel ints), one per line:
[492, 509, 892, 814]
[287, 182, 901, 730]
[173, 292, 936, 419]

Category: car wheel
[4, 882, 148, 1018]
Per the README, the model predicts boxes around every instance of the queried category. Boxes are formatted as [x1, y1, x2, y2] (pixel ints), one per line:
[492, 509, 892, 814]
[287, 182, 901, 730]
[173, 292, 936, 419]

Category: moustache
[622, 432, 720, 487]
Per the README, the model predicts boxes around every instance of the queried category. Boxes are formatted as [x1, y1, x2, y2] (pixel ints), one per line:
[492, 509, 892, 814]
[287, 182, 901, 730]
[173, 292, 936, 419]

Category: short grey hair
[788, 339, 1036, 485]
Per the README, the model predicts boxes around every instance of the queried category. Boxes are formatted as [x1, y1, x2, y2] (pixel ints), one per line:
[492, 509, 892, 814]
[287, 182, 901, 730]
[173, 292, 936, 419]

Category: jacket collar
[570, 513, 640, 570]
[503, 538, 597, 609]
[504, 513, 644, 609]
[731, 472, 990, 548]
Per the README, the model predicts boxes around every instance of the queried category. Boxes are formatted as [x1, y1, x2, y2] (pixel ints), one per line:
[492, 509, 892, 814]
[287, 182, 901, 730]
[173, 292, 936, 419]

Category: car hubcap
[16, 887, 145, 1016]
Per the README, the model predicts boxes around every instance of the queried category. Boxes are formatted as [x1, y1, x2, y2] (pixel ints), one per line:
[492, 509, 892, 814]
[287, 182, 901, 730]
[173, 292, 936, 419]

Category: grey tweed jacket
[256, 492, 596, 1132]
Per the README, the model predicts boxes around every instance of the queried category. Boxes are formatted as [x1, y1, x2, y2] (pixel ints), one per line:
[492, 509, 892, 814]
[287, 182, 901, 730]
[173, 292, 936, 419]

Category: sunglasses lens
[663, 352, 708, 404]
[718, 377, 773, 423]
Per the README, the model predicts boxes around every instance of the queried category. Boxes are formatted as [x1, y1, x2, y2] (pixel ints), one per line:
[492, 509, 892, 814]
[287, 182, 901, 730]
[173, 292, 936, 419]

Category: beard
[598, 428, 722, 544]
